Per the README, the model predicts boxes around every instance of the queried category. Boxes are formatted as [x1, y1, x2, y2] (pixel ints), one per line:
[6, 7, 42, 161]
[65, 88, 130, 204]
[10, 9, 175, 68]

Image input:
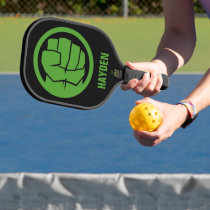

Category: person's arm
[133, 69, 210, 147]
[185, 69, 210, 113]
[153, 0, 196, 76]
[121, 0, 196, 96]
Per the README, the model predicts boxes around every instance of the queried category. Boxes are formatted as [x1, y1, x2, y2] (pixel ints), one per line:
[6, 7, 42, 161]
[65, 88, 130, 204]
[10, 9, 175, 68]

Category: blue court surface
[0, 74, 209, 173]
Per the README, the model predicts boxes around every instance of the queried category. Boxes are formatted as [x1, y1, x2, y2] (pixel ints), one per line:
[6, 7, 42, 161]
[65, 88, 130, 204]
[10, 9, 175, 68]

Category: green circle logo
[33, 27, 94, 98]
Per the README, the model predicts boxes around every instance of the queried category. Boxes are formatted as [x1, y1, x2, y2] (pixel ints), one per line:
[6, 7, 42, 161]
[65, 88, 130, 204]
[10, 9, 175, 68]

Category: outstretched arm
[153, 0, 196, 76]
[133, 68, 210, 147]
[121, 0, 196, 96]
[185, 68, 210, 112]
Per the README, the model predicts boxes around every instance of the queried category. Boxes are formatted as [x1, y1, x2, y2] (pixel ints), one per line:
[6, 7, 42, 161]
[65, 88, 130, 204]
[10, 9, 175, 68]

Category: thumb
[126, 61, 136, 70]
[135, 97, 153, 105]
[126, 62, 153, 72]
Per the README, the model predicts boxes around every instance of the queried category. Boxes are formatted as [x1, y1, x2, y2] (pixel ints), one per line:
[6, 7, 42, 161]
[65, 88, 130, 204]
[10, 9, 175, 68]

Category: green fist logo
[42, 37, 86, 86]
[33, 27, 94, 98]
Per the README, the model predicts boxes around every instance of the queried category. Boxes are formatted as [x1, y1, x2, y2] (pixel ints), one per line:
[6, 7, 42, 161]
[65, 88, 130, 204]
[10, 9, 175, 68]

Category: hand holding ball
[129, 103, 162, 132]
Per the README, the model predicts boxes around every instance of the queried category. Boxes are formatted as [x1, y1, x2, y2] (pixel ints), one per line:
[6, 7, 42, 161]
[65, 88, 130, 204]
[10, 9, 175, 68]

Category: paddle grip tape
[123, 66, 169, 90]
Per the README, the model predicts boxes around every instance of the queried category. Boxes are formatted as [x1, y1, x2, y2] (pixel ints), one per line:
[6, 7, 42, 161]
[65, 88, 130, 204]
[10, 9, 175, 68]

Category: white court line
[175, 72, 203, 75]
[0, 72, 19, 75]
[0, 72, 204, 75]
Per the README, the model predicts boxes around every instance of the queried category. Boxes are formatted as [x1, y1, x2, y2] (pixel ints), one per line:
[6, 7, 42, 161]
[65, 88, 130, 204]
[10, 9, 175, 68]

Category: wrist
[151, 59, 168, 75]
[176, 100, 198, 128]
[175, 104, 189, 127]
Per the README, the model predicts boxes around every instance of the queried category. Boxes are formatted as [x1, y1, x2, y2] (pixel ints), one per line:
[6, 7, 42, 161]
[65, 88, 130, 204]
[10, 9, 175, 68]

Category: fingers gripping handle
[123, 66, 169, 90]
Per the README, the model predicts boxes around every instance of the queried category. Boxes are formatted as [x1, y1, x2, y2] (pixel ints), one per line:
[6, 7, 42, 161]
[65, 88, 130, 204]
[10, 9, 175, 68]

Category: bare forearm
[153, 31, 196, 76]
[152, 0, 196, 76]
[185, 69, 210, 113]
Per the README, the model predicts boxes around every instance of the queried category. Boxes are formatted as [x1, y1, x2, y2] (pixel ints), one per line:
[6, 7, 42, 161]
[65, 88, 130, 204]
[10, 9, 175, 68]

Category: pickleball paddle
[20, 17, 169, 110]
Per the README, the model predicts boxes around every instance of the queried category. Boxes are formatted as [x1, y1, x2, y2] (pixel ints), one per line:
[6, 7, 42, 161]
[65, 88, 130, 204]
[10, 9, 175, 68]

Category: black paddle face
[21, 17, 124, 110]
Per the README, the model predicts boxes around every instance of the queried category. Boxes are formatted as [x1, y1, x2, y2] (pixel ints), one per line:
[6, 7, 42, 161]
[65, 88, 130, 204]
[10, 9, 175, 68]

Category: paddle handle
[123, 66, 169, 90]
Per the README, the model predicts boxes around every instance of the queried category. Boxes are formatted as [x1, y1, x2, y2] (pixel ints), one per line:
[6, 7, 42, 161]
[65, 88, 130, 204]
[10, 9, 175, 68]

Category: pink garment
[199, 0, 210, 18]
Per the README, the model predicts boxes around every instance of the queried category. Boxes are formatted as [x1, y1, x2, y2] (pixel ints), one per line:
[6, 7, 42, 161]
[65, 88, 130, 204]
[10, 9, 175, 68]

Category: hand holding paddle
[122, 61, 168, 96]
[21, 17, 169, 110]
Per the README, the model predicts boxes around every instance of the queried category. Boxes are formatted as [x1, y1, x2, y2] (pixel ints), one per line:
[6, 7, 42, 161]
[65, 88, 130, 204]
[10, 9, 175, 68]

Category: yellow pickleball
[129, 103, 162, 132]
